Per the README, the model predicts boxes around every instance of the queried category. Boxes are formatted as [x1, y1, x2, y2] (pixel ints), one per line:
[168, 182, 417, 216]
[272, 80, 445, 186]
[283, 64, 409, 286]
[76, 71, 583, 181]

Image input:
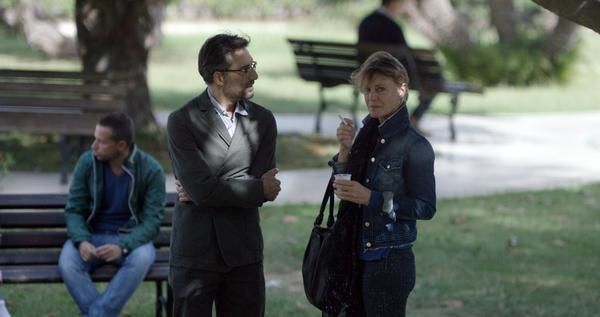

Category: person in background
[58, 112, 166, 317]
[358, 0, 436, 134]
[330, 51, 437, 316]
[166, 33, 280, 317]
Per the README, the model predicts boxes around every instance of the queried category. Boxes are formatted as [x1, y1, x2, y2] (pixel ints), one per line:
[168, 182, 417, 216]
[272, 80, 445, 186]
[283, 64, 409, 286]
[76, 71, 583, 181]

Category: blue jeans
[58, 234, 155, 317]
[362, 247, 415, 317]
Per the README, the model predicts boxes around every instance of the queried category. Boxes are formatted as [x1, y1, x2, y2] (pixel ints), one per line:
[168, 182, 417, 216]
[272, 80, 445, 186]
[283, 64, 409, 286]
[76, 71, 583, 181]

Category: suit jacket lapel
[196, 90, 232, 146]
[230, 103, 258, 158]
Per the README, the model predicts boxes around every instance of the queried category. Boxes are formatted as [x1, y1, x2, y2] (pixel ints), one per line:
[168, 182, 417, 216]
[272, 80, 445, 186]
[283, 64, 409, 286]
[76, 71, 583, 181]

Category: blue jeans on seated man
[58, 234, 155, 317]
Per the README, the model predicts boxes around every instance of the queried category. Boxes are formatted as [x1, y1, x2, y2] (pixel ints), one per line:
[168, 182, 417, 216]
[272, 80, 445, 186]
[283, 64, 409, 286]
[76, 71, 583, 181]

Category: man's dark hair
[382, 0, 398, 6]
[197, 33, 250, 84]
[98, 112, 134, 146]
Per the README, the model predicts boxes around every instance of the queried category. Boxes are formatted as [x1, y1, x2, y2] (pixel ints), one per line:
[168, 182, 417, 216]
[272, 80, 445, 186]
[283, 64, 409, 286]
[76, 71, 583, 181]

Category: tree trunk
[532, 0, 600, 34]
[402, 0, 472, 50]
[488, 0, 518, 43]
[75, 0, 165, 130]
[543, 18, 579, 56]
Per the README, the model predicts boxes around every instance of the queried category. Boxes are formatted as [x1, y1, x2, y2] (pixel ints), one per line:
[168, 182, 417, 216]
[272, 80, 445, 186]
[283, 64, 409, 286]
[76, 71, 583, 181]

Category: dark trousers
[170, 261, 265, 317]
[410, 93, 436, 123]
[361, 248, 416, 317]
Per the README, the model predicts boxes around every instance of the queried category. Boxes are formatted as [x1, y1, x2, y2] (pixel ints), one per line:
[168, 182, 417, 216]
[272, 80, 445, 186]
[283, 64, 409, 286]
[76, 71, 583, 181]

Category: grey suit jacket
[166, 90, 277, 271]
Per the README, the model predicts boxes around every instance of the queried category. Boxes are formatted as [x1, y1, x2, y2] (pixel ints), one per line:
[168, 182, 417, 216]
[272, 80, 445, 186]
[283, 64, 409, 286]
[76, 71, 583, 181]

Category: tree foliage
[393, 0, 580, 85]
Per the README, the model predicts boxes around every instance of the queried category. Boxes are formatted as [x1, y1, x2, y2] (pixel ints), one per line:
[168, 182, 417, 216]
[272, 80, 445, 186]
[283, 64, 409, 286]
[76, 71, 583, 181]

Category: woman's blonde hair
[351, 51, 410, 97]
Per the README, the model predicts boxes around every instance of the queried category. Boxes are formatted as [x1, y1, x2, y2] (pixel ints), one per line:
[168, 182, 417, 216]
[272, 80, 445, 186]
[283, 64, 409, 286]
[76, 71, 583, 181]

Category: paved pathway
[2, 112, 600, 204]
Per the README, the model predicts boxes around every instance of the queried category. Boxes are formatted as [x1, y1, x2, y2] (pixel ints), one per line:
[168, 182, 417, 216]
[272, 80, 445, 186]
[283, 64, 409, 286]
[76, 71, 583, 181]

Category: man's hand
[96, 244, 123, 262]
[175, 180, 191, 202]
[333, 179, 371, 205]
[78, 241, 97, 262]
[262, 168, 281, 201]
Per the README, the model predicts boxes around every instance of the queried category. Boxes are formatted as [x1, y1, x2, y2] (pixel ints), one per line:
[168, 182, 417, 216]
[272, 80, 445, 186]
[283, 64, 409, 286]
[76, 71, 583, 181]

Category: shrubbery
[440, 37, 580, 86]
[0, 151, 14, 177]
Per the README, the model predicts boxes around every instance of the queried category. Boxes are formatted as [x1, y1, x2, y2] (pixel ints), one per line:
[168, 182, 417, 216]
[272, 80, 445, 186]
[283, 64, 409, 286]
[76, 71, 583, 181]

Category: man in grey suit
[166, 33, 281, 317]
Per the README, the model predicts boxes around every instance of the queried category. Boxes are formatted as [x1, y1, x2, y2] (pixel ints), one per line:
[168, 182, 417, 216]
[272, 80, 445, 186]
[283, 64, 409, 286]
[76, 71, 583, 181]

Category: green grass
[4, 183, 599, 316]
[262, 183, 600, 317]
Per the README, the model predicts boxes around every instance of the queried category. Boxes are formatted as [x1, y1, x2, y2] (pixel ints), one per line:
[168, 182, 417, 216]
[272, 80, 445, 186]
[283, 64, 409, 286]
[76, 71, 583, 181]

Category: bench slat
[0, 211, 65, 227]
[445, 81, 485, 94]
[0, 194, 68, 209]
[0, 229, 171, 248]
[0, 193, 177, 209]
[0, 82, 128, 97]
[0, 210, 173, 228]
[0, 231, 68, 248]
[0, 249, 169, 265]
[0, 69, 131, 81]
[0, 263, 168, 283]
[0, 97, 125, 112]
[0, 113, 104, 134]
[293, 53, 358, 63]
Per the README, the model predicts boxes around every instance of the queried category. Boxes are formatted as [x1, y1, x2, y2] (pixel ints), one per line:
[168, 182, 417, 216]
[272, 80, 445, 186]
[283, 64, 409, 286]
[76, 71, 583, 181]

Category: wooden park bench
[287, 38, 484, 140]
[0, 69, 129, 183]
[0, 192, 176, 317]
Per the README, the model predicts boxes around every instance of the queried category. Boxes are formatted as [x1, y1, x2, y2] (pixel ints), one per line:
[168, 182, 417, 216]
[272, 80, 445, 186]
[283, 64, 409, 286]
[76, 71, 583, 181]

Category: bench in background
[287, 38, 484, 140]
[0, 192, 176, 317]
[0, 69, 130, 183]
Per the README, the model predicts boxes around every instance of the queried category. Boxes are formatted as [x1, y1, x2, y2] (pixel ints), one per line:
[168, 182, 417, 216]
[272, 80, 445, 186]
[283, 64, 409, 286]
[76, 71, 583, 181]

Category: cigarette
[338, 115, 348, 125]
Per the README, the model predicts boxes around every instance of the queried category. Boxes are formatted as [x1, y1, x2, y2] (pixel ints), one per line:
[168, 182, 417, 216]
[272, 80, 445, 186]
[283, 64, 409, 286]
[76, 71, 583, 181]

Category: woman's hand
[336, 118, 355, 162]
[333, 179, 371, 205]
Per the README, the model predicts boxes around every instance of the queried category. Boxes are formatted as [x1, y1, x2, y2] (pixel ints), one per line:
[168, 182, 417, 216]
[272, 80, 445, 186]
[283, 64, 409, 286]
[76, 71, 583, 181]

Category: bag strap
[314, 176, 335, 228]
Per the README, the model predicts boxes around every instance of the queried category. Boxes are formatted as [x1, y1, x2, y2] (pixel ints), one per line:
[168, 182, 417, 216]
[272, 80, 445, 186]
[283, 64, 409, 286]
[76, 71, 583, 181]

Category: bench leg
[59, 135, 90, 184]
[156, 281, 165, 317]
[60, 135, 70, 185]
[449, 93, 459, 142]
[351, 87, 359, 125]
[167, 283, 173, 317]
[316, 86, 327, 133]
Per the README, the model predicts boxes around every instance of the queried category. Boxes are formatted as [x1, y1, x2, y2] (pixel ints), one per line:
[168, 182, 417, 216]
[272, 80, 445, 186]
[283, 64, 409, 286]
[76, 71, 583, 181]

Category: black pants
[361, 248, 416, 317]
[170, 262, 265, 317]
[410, 93, 436, 123]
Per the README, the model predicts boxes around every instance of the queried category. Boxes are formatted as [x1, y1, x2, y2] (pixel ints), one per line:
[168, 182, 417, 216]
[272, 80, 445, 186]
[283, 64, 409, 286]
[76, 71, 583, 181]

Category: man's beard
[94, 150, 121, 161]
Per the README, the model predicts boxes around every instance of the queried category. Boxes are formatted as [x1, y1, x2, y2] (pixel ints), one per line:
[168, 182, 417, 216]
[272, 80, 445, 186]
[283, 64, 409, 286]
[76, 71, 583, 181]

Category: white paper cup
[334, 173, 352, 181]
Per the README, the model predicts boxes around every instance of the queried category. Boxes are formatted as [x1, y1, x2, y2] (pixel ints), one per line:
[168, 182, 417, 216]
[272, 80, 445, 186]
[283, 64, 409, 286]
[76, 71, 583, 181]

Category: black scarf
[334, 116, 380, 316]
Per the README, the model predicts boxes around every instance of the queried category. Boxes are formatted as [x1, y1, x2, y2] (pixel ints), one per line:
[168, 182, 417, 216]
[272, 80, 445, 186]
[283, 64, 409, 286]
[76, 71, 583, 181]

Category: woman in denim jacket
[332, 51, 436, 316]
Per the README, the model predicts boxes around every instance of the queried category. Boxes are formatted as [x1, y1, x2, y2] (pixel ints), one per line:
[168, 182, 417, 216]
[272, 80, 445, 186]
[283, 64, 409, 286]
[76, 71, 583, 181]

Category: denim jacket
[331, 106, 436, 255]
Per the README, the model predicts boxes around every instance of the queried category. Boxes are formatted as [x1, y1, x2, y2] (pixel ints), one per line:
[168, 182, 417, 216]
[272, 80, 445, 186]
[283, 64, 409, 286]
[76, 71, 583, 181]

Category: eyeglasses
[219, 61, 257, 74]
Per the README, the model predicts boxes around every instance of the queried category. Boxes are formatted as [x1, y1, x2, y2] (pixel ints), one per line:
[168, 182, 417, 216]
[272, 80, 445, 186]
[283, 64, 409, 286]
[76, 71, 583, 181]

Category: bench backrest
[356, 43, 446, 93]
[0, 69, 129, 135]
[0, 193, 176, 282]
[288, 38, 451, 94]
[287, 39, 360, 88]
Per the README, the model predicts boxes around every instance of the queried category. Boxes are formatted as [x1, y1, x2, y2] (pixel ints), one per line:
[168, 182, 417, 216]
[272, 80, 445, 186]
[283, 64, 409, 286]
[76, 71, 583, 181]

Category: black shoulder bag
[302, 177, 357, 316]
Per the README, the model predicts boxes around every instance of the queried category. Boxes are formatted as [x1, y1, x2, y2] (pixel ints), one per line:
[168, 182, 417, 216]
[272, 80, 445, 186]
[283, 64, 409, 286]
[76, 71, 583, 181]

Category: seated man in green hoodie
[58, 112, 166, 317]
